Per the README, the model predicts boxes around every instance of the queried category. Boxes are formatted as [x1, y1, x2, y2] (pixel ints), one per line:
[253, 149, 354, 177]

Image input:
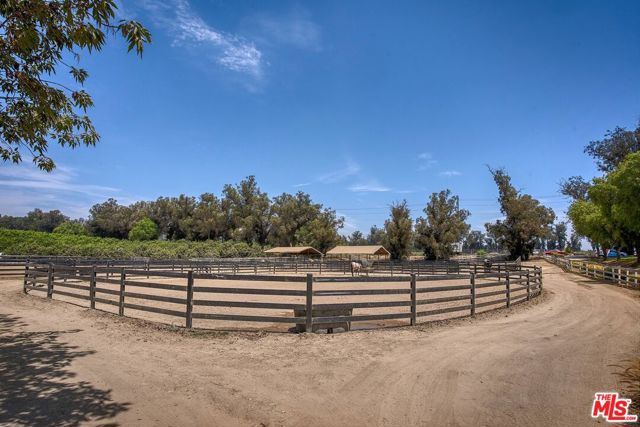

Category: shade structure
[264, 246, 323, 256]
[325, 245, 390, 258]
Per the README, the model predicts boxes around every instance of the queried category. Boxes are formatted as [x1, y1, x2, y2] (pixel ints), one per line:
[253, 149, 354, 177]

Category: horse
[351, 261, 363, 276]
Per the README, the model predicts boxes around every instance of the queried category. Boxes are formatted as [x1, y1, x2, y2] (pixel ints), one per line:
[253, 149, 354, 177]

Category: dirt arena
[1, 261, 639, 426]
[18, 265, 537, 331]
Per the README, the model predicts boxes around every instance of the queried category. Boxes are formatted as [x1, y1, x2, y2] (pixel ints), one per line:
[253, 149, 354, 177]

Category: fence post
[538, 267, 543, 292]
[186, 270, 194, 328]
[23, 263, 29, 294]
[410, 273, 417, 326]
[319, 260, 323, 275]
[47, 263, 54, 299]
[506, 271, 511, 308]
[526, 271, 531, 301]
[119, 268, 126, 316]
[146, 260, 150, 278]
[305, 274, 313, 333]
[90, 265, 97, 309]
[470, 272, 476, 317]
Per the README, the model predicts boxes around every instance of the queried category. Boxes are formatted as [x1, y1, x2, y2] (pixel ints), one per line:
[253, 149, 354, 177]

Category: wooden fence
[544, 255, 639, 288]
[1, 255, 521, 278]
[21, 261, 543, 332]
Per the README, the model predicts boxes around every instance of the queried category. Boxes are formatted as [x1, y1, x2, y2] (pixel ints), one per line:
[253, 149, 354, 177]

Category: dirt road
[1, 262, 638, 427]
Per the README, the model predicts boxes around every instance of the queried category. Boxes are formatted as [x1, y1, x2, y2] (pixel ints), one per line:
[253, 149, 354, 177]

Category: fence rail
[19, 260, 543, 332]
[544, 255, 639, 288]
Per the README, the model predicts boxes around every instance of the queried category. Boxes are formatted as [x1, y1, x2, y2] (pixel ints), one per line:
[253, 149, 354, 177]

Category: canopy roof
[326, 245, 390, 256]
[264, 246, 322, 256]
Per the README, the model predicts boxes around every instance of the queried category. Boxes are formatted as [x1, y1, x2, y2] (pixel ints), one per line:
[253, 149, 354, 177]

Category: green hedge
[0, 228, 264, 259]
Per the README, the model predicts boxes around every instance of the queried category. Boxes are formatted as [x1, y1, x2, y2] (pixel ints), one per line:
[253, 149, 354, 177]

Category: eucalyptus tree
[384, 200, 413, 260]
[485, 168, 555, 260]
[415, 190, 470, 260]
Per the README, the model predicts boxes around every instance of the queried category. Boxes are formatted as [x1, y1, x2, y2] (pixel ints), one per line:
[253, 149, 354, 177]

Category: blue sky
[1, 0, 639, 236]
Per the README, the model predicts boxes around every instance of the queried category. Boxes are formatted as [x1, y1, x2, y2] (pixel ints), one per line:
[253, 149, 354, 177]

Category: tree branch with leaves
[0, 0, 151, 171]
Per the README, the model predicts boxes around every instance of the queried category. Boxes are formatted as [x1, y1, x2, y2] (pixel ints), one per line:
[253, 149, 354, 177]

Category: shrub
[128, 218, 158, 241]
[0, 228, 263, 259]
[476, 249, 488, 257]
[53, 221, 88, 235]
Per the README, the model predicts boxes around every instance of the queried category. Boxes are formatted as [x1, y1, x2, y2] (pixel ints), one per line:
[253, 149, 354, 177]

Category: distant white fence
[544, 255, 639, 289]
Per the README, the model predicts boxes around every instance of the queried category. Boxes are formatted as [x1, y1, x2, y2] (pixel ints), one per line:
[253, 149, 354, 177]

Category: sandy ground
[1, 262, 639, 427]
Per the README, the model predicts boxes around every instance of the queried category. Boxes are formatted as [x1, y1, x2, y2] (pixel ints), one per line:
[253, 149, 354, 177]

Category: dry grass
[614, 357, 640, 417]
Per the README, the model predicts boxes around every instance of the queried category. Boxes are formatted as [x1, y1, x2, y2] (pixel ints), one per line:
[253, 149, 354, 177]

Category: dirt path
[1, 262, 639, 427]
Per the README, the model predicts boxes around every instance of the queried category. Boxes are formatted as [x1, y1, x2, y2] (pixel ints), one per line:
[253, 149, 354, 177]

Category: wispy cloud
[439, 170, 462, 177]
[348, 181, 391, 193]
[0, 165, 119, 196]
[317, 160, 361, 184]
[417, 152, 438, 171]
[0, 165, 123, 218]
[336, 212, 358, 235]
[246, 9, 322, 51]
[292, 159, 392, 195]
[141, 0, 263, 78]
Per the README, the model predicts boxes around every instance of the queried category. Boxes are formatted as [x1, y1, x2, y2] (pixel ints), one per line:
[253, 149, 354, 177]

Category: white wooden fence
[545, 255, 639, 288]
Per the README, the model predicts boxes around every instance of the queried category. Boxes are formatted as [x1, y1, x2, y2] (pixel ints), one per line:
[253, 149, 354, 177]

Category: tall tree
[601, 152, 640, 262]
[553, 222, 568, 250]
[366, 225, 386, 245]
[86, 198, 133, 238]
[568, 200, 612, 258]
[559, 176, 591, 201]
[568, 232, 582, 252]
[269, 191, 320, 247]
[296, 209, 344, 254]
[463, 230, 486, 252]
[0, 0, 151, 170]
[384, 200, 413, 260]
[415, 190, 470, 260]
[348, 230, 367, 246]
[584, 122, 640, 173]
[191, 193, 227, 240]
[485, 168, 555, 260]
[223, 176, 271, 245]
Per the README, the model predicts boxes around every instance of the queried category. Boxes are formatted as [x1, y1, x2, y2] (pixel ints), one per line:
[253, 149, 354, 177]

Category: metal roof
[326, 245, 391, 256]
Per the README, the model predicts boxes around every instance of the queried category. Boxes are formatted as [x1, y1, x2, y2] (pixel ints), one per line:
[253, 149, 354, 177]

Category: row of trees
[348, 191, 471, 261]
[563, 121, 640, 261]
[347, 170, 557, 262]
[0, 176, 346, 252]
[1, 169, 558, 260]
[0, 209, 68, 233]
[86, 177, 345, 253]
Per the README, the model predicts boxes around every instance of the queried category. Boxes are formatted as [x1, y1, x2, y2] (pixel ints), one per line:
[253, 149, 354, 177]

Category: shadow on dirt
[0, 313, 130, 426]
